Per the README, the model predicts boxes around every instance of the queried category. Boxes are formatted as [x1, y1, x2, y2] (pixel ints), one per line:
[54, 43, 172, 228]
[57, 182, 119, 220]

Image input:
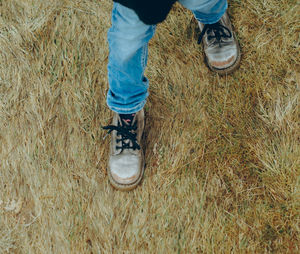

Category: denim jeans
[107, 0, 228, 114]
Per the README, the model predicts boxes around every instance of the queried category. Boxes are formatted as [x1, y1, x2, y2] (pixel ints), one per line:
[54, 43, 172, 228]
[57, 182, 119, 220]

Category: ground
[0, 0, 299, 253]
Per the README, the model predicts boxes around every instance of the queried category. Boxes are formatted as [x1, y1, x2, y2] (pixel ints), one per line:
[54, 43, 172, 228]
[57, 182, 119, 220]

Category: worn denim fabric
[107, 0, 228, 113]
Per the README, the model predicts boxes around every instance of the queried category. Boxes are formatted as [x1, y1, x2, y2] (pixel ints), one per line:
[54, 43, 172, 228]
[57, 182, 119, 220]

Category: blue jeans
[107, 0, 228, 114]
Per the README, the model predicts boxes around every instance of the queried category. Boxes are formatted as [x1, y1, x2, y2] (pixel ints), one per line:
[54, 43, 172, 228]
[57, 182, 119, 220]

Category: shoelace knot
[198, 22, 232, 45]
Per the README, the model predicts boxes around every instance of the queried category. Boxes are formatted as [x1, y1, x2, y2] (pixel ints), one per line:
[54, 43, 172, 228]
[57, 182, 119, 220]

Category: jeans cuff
[193, 2, 227, 24]
[107, 100, 146, 114]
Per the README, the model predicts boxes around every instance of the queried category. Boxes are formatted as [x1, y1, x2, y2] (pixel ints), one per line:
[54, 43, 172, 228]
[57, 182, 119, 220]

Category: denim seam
[141, 45, 147, 70]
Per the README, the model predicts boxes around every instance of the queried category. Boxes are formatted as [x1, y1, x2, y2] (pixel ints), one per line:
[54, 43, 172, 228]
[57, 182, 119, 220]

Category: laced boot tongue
[197, 21, 232, 44]
[102, 113, 140, 151]
[119, 113, 135, 125]
[116, 113, 140, 151]
[119, 113, 135, 147]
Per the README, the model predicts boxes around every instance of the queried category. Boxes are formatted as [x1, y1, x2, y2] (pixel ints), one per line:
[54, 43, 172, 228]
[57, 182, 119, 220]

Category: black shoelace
[197, 22, 232, 44]
[102, 119, 140, 152]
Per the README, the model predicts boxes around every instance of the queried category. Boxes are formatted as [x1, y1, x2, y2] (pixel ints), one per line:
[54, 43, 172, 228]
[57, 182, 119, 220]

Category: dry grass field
[0, 0, 299, 253]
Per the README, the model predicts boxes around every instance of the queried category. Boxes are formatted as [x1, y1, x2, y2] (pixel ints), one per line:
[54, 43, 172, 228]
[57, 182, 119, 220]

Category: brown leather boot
[103, 109, 145, 191]
[197, 11, 241, 75]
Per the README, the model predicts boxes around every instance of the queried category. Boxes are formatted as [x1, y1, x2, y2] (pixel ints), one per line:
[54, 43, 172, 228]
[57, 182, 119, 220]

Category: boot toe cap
[206, 45, 238, 69]
[109, 154, 142, 185]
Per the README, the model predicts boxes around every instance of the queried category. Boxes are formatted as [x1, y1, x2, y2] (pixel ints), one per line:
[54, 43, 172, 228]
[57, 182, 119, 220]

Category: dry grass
[0, 0, 299, 253]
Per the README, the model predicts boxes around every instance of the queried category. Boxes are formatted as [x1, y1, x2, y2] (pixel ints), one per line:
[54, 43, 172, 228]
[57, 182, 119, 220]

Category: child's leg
[105, 3, 155, 191]
[180, 0, 227, 24]
[107, 3, 156, 114]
